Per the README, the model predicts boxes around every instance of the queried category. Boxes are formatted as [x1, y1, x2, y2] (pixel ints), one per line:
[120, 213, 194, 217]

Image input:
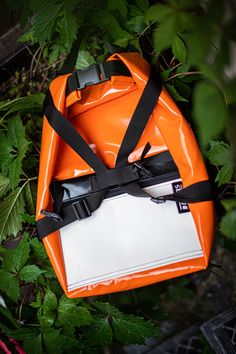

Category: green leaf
[21, 213, 36, 225]
[108, 0, 128, 17]
[92, 301, 122, 317]
[40, 289, 57, 328]
[0, 116, 29, 188]
[92, 10, 133, 47]
[172, 35, 187, 63]
[58, 9, 78, 51]
[23, 334, 43, 354]
[207, 141, 232, 166]
[220, 209, 236, 240]
[0, 94, 44, 117]
[135, 0, 149, 13]
[43, 329, 79, 354]
[43, 289, 57, 311]
[193, 81, 229, 146]
[30, 237, 48, 261]
[0, 187, 25, 241]
[215, 163, 234, 187]
[56, 294, 91, 332]
[112, 315, 157, 344]
[146, 4, 173, 23]
[0, 174, 10, 198]
[32, 0, 62, 43]
[127, 16, 146, 33]
[19, 265, 44, 282]
[76, 50, 96, 70]
[23, 182, 36, 215]
[10, 327, 40, 341]
[2, 235, 30, 272]
[166, 84, 188, 102]
[152, 9, 181, 53]
[0, 270, 20, 302]
[221, 198, 236, 211]
[87, 318, 113, 346]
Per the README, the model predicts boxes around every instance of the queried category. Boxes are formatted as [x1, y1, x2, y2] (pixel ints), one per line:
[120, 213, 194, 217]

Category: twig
[166, 71, 202, 81]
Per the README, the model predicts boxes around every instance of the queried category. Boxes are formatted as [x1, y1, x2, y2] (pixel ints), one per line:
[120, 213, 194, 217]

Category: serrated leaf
[22, 213, 36, 225]
[0, 174, 10, 197]
[207, 141, 232, 166]
[40, 289, 57, 328]
[19, 265, 44, 282]
[43, 289, 57, 311]
[166, 83, 188, 102]
[10, 327, 40, 341]
[146, 4, 173, 23]
[58, 9, 78, 51]
[152, 9, 181, 53]
[30, 237, 48, 261]
[0, 270, 20, 302]
[76, 50, 96, 70]
[32, 0, 62, 43]
[23, 182, 36, 215]
[88, 318, 113, 346]
[0, 116, 29, 188]
[172, 35, 187, 63]
[43, 329, 79, 354]
[127, 16, 146, 33]
[108, 0, 128, 17]
[193, 81, 229, 146]
[92, 302, 122, 317]
[0, 94, 44, 117]
[0, 187, 25, 241]
[220, 209, 236, 240]
[23, 334, 43, 354]
[92, 10, 133, 47]
[112, 315, 157, 344]
[135, 0, 149, 13]
[56, 295, 91, 332]
[2, 235, 30, 272]
[215, 163, 234, 187]
[221, 198, 236, 211]
[0, 304, 19, 328]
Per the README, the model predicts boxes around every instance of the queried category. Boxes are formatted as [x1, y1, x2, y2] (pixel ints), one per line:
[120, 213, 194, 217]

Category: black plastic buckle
[76, 63, 109, 90]
[133, 162, 152, 177]
[40, 210, 62, 221]
[72, 199, 92, 220]
[151, 196, 166, 204]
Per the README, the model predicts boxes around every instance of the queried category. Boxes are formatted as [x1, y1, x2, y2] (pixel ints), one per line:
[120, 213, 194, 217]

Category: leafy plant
[1, 0, 236, 352]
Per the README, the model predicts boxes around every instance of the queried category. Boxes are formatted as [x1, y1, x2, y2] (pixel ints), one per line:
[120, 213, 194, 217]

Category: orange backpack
[36, 51, 215, 298]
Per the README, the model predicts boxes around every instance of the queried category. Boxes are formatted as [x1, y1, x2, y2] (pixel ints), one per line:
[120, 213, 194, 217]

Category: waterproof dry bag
[36, 52, 215, 298]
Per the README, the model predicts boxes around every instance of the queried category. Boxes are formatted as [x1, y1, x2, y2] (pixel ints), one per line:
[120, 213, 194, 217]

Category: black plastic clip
[76, 63, 109, 90]
[133, 162, 152, 177]
[151, 196, 166, 204]
[72, 199, 92, 220]
[40, 210, 62, 221]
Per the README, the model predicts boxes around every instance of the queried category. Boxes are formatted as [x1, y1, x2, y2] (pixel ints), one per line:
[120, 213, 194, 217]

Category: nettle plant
[0, 0, 236, 352]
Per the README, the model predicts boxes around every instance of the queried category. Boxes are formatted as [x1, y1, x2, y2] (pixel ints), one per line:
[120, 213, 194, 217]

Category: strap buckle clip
[76, 63, 109, 90]
[72, 199, 92, 220]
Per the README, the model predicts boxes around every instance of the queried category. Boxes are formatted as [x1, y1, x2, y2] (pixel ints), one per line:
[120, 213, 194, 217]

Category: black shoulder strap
[44, 91, 107, 174]
[115, 67, 162, 168]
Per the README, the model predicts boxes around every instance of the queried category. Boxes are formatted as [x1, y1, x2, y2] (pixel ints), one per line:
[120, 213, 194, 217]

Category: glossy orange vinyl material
[36, 52, 215, 297]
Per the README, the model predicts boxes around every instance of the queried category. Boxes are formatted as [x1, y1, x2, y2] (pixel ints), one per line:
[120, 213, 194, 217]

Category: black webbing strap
[44, 91, 107, 174]
[152, 179, 213, 204]
[66, 60, 132, 95]
[115, 66, 162, 168]
[37, 190, 107, 239]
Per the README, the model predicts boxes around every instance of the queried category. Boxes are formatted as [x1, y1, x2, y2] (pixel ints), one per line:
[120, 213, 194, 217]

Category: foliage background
[0, 0, 235, 353]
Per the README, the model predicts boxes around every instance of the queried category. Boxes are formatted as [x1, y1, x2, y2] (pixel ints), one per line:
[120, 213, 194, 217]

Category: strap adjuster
[76, 63, 109, 90]
[72, 199, 92, 220]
